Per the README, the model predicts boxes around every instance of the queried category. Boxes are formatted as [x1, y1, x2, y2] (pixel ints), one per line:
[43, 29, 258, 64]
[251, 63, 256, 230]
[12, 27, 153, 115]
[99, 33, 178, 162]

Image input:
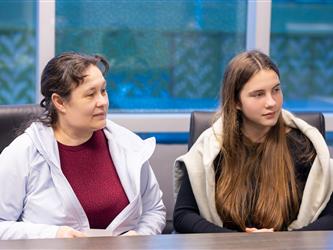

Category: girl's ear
[236, 101, 242, 111]
[51, 93, 66, 114]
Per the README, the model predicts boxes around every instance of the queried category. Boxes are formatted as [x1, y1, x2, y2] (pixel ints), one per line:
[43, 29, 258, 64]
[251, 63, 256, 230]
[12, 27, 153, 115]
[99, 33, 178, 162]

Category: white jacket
[174, 110, 333, 230]
[0, 120, 166, 240]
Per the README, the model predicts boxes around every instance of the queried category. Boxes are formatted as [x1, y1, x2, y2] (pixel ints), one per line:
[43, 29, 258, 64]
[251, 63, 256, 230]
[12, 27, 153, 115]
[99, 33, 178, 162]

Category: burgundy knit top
[58, 129, 129, 229]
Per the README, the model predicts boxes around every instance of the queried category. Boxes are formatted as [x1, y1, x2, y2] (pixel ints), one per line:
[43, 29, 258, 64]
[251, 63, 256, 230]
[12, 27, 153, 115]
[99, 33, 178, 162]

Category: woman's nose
[97, 93, 108, 106]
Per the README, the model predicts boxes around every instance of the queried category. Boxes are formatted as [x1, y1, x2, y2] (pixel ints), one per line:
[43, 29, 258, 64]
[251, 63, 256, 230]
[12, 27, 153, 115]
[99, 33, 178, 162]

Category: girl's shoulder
[286, 127, 316, 176]
[286, 128, 315, 154]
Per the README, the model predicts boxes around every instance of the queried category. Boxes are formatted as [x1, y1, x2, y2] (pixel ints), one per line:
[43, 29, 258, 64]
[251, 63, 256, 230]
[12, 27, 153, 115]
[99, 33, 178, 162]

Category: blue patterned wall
[0, 30, 35, 104]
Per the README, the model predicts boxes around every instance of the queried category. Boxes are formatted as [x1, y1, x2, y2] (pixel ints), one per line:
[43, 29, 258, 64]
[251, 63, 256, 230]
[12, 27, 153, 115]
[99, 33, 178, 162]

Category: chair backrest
[0, 104, 43, 153]
[188, 111, 326, 149]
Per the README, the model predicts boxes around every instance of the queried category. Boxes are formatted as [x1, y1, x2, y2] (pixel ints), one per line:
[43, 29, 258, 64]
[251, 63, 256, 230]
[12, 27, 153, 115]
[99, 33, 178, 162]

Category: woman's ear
[51, 93, 66, 114]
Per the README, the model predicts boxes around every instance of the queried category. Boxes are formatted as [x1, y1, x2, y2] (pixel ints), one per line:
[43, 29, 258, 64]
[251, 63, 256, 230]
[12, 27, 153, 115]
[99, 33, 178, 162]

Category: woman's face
[237, 69, 283, 138]
[60, 65, 109, 134]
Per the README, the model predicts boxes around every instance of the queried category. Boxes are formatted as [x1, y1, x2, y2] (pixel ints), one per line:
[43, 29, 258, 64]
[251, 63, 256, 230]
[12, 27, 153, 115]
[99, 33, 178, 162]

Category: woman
[174, 50, 333, 233]
[0, 52, 166, 240]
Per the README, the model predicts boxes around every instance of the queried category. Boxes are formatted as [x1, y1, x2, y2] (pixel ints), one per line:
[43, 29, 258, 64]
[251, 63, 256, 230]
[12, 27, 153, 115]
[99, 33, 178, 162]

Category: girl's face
[237, 69, 283, 140]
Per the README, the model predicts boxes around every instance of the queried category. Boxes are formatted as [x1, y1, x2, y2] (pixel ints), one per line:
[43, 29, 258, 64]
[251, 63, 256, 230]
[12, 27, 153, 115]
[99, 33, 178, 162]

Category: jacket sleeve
[173, 168, 234, 233]
[0, 137, 59, 240]
[134, 161, 166, 235]
[295, 192, 333, 231]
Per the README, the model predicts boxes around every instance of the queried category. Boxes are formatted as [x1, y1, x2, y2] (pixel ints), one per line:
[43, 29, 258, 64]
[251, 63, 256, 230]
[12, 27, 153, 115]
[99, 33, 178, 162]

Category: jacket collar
[25, 120, 156, 170]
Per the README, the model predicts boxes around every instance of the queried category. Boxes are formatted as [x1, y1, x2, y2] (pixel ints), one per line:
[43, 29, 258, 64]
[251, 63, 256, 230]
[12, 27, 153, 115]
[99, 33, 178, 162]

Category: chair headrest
[188, 111, 325, 150]
[0, 104, 43, 152]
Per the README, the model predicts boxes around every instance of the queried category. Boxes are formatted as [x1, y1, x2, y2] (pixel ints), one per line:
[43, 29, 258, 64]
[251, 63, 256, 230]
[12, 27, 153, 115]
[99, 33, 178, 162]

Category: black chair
[188, 111, 326, 149]
[0, 104, 43, 153]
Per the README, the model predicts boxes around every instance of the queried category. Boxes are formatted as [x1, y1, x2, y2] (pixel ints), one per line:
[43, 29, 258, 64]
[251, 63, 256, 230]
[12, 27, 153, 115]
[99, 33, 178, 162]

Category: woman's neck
[53, 123, 94, 146]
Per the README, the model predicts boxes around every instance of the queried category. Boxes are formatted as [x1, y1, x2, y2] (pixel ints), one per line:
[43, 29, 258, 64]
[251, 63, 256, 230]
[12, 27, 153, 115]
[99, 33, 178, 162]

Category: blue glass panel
[271, 1, 333, 112]
[284, 99, 333, 112]
[137, 132, 189, 144]
[138, 130, 333, 146]
[56, 0, 247, 111]
[0, 1, 36, 104]
[326, 131, 333, 147]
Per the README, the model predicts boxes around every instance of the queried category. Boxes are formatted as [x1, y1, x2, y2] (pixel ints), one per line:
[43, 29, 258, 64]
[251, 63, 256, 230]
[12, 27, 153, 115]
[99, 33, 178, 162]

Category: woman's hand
[246, 227, 274, 233]
[56, 226, 86, 238]
[121, 230, 139, 236]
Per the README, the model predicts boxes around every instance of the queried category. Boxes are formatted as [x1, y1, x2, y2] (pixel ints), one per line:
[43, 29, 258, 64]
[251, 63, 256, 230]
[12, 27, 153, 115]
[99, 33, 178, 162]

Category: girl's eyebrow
[249, 83, 281, 94]
[272, 83, 281, 88]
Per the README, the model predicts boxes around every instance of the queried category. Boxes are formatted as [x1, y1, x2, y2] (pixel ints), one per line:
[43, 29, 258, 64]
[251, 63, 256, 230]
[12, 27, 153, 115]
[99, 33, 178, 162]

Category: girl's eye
[252, 92, 264, 97]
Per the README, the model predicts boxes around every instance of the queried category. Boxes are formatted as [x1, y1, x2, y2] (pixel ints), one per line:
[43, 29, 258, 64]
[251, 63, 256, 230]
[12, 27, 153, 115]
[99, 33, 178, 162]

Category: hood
[25, 122, 60, 169]
[104, 119, 156, 165]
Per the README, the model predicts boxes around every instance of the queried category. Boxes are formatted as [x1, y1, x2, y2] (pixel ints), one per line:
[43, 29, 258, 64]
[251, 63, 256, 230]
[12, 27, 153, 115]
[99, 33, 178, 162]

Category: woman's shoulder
[105, 119, 145, 142]
[0, 131, 39, 175]
[104, 119, 156, 152]
[2, 131, 35, 154]
[1, 121, 50, 158]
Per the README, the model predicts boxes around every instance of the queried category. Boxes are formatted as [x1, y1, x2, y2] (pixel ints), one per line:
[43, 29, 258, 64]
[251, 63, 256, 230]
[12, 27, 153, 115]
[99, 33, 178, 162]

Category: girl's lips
[263, 112, 276, 119]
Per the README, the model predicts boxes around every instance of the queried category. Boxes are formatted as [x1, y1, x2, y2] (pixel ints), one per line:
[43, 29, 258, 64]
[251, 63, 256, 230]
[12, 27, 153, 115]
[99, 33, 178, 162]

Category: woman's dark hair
[39, 52, 109, 126]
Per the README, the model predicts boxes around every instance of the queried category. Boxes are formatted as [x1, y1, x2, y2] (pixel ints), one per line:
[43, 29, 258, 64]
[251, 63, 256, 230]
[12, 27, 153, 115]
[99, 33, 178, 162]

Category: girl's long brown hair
[215, 50, 299, 231]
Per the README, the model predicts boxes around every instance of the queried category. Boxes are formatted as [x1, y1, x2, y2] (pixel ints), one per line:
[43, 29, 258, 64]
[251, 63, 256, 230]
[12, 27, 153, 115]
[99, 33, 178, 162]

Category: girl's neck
[241, 125, 270, 143]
